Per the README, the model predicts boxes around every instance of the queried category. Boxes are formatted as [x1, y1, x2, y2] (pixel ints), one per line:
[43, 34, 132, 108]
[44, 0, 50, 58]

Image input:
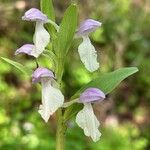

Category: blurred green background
[0, 0, 149, 150]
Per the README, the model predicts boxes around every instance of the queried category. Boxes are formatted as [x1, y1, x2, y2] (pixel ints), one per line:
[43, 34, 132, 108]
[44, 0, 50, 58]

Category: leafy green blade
[40, 0, 56, 37]
[64, 67, 138, 121]
[54, 4, 78, 57]
[40, 0, 55, 21]
[73, 67, 139, 98]
[0, 57, 32, 75]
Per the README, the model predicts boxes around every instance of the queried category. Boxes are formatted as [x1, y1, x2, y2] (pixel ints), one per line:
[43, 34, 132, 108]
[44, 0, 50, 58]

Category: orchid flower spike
[32, 67, 64, 122]
[76, 88, 105, 142]
[76, 19, 102, 72]
[15, 8, 58, 58]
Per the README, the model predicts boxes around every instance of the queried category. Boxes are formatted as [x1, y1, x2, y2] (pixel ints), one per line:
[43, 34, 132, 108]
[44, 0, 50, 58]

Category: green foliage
[40, 0, 55, 21]
[54, 4, 78, 57]
[90, 125, 148, 150]
[73, 67, 138, 97]
[0, 57, 32, 75]
[40, 0, 56, 38]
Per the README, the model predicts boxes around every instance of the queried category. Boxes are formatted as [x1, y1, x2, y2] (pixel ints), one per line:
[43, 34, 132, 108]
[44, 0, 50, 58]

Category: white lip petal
[76, 103, 101, 142]
[33, 21, 50, 57]
[78, 36, 99, 72]
[39, 79, 64, 122]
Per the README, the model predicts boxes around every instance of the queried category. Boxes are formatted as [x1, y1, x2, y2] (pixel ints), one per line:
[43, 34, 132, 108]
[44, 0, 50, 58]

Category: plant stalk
[55, 58, 66, 150]
[56, 108, 66, 150]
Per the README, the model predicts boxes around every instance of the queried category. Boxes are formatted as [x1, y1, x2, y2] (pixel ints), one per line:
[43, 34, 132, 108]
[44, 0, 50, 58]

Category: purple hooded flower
[32, 67, 64, 122]
[32, 67, 54, 83]
[76, 88, 105, 142]
[22, 8, 48, 22]
[15, 44, 36, 57]
[76, 19, 102, 72]
[76, 19, 102, 37]
[79, 88, 105, 103]
[15, 8, 50, 58]
[15, 8, 60, 58]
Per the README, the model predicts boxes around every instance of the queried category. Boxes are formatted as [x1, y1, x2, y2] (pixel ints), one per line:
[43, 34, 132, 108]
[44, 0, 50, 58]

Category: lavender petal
[76, 19, 101, 36]
[79, 88, 105, 103]
[32, 67, 54, 83]
[22, 8, 48, 22]
[15, 44, 35, 56]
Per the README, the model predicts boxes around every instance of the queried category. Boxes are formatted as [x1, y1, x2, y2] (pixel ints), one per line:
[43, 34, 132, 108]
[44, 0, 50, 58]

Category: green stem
[56, 109, 66, 150]
[55, 58, 66, 150]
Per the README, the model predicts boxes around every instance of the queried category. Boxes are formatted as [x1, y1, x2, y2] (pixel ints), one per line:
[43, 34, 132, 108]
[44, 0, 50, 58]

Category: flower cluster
[15, 8, 50, 57]
[15, 8, 105, 142]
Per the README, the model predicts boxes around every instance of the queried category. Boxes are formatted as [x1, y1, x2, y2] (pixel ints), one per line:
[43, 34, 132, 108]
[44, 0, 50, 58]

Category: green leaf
[0, 57, 32, 75]
[64, 67, 138, 121]
[54, 4, 78, 57]
[40, 0, 56, 37]
[73, 67, 138, 98]
[40, 0, 55, 21]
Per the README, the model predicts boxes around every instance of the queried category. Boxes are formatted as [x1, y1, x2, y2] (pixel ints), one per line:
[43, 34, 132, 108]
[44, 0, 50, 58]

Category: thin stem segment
[56, 109, 67, 150]
[55, 58, 66, 150]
